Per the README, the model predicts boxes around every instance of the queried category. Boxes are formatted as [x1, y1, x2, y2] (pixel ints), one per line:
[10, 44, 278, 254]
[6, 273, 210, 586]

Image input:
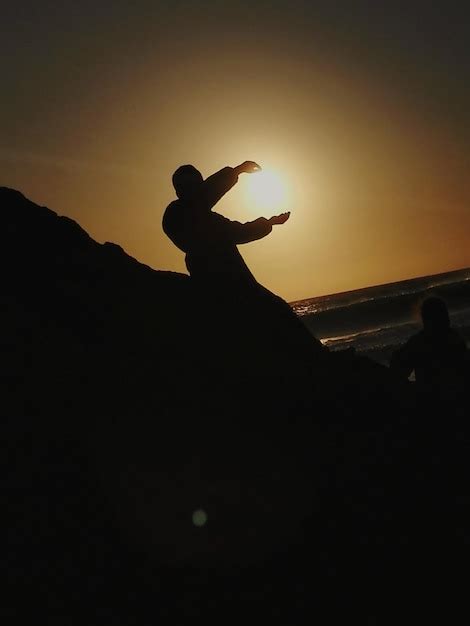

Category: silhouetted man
[390, 297, 467, 387]
[163, 161, 290, 289]
[162, 161, 325, 361]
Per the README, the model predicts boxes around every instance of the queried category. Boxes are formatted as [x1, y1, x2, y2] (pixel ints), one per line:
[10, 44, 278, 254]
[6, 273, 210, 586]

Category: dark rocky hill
[2, 187, 467, 623]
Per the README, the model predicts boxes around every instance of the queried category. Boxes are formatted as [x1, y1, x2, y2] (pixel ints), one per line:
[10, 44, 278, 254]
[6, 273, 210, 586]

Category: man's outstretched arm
[221, 212, 291, 245]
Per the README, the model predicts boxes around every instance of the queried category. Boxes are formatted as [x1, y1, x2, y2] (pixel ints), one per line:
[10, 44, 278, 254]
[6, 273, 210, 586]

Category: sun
[245, 168, 289, 212]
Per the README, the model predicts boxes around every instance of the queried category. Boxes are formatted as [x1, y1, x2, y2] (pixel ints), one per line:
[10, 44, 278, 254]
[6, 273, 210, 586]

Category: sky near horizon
[2, 1, 470, 301]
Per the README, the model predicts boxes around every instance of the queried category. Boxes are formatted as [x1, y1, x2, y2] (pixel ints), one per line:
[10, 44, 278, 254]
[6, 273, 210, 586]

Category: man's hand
[268, 212, 290, 225]
[234, 161, 262, 175]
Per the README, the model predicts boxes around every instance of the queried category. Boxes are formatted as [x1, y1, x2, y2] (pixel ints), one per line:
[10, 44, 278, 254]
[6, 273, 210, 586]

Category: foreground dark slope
[2, 187, 467, 622]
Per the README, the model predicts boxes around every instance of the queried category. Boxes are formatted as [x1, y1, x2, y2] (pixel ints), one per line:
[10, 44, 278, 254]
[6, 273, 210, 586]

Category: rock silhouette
[2, 187, 468, 623]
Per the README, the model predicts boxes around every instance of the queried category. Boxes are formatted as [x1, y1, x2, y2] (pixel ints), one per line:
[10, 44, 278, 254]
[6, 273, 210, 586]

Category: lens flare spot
[192, 509, 208, 527]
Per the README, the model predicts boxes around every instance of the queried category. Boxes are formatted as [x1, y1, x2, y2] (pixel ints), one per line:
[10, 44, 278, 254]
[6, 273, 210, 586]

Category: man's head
[421, 297, 450, 332]
[172, 165, 203, 199]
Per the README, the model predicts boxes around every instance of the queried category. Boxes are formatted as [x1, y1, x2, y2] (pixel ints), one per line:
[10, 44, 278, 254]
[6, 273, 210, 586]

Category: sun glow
[245, 168, 289, 212]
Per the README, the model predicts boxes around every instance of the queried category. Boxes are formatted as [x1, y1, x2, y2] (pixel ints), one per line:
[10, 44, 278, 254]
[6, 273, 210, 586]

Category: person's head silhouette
[172, 165, 203, 199]
[421, 297, 450, 333]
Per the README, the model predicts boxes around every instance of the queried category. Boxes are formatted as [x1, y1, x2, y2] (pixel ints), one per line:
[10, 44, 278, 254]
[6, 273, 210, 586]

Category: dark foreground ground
[3, 187, 469, 624]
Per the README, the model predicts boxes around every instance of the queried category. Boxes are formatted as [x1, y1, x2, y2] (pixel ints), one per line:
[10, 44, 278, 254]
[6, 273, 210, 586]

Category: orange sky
[2, 2, 470, 301]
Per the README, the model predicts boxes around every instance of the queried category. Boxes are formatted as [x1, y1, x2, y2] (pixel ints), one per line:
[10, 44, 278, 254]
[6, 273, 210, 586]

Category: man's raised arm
[202, 161, 261, 210]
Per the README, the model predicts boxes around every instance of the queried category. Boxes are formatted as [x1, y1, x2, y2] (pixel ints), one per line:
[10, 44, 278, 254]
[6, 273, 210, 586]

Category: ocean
[291, 267, 470, 365]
